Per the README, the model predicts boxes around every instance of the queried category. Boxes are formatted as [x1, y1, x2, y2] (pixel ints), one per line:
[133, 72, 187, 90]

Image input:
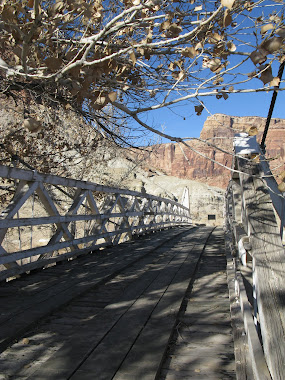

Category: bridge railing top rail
[0, 165, 188, 209]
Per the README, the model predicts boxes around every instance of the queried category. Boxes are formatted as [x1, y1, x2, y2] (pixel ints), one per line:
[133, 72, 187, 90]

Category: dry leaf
[108, 92, 117, 102]
[45, 57, 62, 71]
[244, 1, 254, 11]
[13, 46, 22, 59]
[261, 23, 274, 35]
[249, 50, 267, 65]
[208, 58, 222, 72]
[69, 66, 81, 78]
[195, 42, 203, 50]
[144, 49, 151, 60]
[194, 5, 203, 11]
[276, 27, 285, 38]
[208, 32, 223, 44]
[28, 0, 34, 8]
[223, 9, 232, 27]
[2, 5, 16, 22]
[178, 71, 186, 80]
[247, 70, 257, 79]
[169, 23, 183, 37]
[227, 41, 236, 52]
[270, 77, 280, 87]
[130, 51, 136, 66]
[194, 105, 204, 115]
[213, 77, 224, 85]
[70, 81, 81, 95]
[181, 47, 197, 58]
[160, 20, 171, 32]
[53, 1, 65, 12]
[259, 66, 273, 84]
[228, 86, 234, 91]
[261, 37, 283, 54]
[92, 95, 108, 110]
[221, 0, 235, 10]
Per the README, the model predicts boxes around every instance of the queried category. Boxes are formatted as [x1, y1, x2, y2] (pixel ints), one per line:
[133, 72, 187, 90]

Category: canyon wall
[145, 113, 285, 189]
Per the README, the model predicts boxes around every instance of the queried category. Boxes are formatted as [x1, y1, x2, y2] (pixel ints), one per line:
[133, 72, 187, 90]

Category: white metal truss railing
[0, 165, 191, 281]
[225, 133, 285, 380]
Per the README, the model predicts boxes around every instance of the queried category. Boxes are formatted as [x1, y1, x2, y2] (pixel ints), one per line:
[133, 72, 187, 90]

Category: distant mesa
[144, 113, 285, 189]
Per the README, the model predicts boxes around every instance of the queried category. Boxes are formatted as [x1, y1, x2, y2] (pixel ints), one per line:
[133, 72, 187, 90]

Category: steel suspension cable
[260, 61, 285, 152]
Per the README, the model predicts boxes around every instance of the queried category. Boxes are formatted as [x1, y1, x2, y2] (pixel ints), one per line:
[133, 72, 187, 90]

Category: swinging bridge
[0, 132, 284, 380]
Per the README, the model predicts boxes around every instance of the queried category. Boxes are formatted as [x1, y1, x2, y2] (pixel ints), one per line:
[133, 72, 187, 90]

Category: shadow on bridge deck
[0, 226, 236, 380]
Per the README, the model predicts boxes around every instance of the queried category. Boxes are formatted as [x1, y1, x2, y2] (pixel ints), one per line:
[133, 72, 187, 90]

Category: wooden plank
[113, 228, 213, 380]
[237, 157, 285, 379]
[0, 227, 192, 353]
[8, 227, 199, 379]
[63, 228, 210, 380]
[159, 228, 236, 380]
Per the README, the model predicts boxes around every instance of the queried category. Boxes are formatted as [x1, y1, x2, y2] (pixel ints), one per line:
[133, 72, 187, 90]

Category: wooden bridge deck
[0, 226, 236, 380]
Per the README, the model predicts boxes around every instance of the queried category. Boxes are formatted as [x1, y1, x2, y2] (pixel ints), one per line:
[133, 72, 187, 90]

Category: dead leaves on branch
[249, 20, 285, 87]
[0, 0, 285, 129]
[159, 19, 183, 38]
[90, 91, 117, 111]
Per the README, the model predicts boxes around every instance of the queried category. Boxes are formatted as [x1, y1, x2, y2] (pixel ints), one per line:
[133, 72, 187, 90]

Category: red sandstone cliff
[144, 114, 285, 189]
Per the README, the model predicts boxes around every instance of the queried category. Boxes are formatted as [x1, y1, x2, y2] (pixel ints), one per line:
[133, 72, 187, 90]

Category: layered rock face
[145, 114, 285, 189]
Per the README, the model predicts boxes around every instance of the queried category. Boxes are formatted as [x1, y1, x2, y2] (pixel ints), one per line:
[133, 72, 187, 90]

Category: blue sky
[148, 86, 285, 142]
[132, 1, 285, 145]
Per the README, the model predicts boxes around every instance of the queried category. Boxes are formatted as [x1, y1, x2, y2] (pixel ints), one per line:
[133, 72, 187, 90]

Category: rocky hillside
[0, 94, 127, 186]
[144, 114, 285, 189]
[105, 157, 225, 225]
[0, 96, 225, 226]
